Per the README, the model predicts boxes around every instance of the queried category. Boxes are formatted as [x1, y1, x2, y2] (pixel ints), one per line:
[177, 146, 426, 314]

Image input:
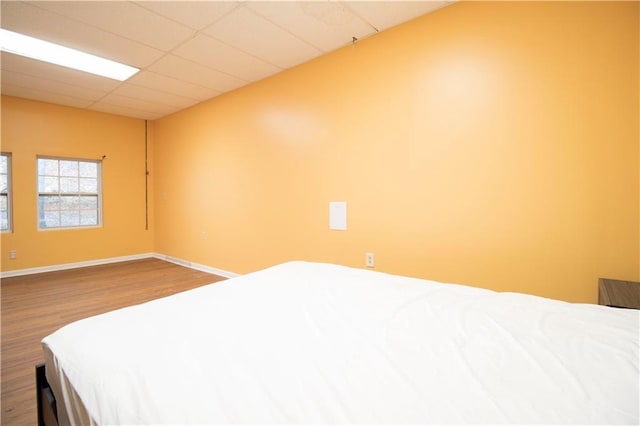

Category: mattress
[42, 261, 639, 425]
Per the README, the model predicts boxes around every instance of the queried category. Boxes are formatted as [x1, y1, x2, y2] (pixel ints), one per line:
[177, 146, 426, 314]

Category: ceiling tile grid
[170, 34, 281, 83]
[134, 1, 240, 32]
[1, 82, 94, 109]
[247, 1, 377, 53]
[1, 1, 454, 120]
[202, 6, 324, 69]
[33, 1, 196, 52]
[2, 68, 108, 101]
[126, 71, 221, 102]
[94, 92, 179, 117]
[147, 53, 251, 92]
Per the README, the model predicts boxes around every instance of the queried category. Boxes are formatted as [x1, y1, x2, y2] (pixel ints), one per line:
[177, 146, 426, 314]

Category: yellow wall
[153, 1, 639, 303]
[1, 2, 637, 303]
[0, 96, 153, 271]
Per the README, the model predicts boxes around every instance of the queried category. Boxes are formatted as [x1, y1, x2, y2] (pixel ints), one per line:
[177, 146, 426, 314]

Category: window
[1, 153, 12, 232]
[37, 156, 102, 229]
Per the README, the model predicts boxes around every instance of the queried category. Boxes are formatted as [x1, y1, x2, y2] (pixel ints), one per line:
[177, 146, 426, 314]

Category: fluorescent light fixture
[0, 28, 139, 81]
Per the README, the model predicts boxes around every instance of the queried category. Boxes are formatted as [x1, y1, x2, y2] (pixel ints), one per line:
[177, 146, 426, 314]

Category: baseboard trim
[0, 253, 155, 278]
[1, 253, 241, 280]
[153, 253, 239, 279]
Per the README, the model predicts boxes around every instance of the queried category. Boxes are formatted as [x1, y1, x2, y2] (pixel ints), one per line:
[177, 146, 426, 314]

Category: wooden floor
[1, 258, 225, 425]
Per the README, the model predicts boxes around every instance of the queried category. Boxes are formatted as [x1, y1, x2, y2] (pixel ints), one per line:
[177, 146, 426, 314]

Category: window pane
[40, 195, 60, 211]
[0, 156, 7, 174]
[39, 176, 59, 193]
[60, 195, 79, 210]
[79, 177, 97, 193]
[0, 175, 7, 193]
[39, 159, 59, 176]
[43, 211, 60, 228]
[80, 210, 98, 225]
[60, 177, 79, 193]
[61, 210, 80, 227]
[0, 195, 6, 210]
[60, 160, 79, 177]
[79, 162, 98, 178]
[80, 196, 98, 210]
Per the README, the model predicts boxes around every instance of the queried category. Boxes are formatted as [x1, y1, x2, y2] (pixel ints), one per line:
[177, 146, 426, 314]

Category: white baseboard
[1, 253, 241, 279]
[0, 253, 155, 278]
[153, 253, 239, 279]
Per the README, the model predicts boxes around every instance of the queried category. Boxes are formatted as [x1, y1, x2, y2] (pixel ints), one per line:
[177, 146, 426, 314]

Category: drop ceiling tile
[346, 1, 453, 32]
[112, 83, 199, 110]
[247, 1, 376, 52]
[1, 83, 94, 109]
[1, 53, 122, 92]
[135, 1, 240, 31]
[172, 34, 280, 83]
[203, 6, 322, 69]
[1, 1, 163, 68]
[88, 102, 163, 120]
[1, 69, 108, 101]
[96, 93, 177, 117]
[31, 1, 194, 52]
[127, 71, 220, 102]
[148, 53, 251, 93]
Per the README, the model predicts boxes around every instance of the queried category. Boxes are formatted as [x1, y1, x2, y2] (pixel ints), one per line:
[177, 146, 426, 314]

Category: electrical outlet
[200, 231, 207, 240]
[9, 250, 17, 260]
[365, 252, 375, 268]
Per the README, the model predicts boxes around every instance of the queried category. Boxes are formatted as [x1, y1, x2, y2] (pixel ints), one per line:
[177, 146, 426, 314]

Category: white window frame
[37, 156, 103, 230]
[1, 153, 12, 233]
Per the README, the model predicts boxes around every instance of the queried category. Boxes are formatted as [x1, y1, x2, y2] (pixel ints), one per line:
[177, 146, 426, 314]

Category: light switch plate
[329, 201, 347, 230]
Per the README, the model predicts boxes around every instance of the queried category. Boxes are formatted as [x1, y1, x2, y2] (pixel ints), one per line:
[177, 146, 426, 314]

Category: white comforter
[43, 261, 639, 424]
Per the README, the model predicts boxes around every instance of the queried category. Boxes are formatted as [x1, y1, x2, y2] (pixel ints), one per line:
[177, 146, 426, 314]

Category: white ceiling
[1, 1, 452, 120]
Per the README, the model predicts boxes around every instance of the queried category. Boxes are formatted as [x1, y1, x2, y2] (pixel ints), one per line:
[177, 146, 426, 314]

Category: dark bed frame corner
[36, 363, 58, 426]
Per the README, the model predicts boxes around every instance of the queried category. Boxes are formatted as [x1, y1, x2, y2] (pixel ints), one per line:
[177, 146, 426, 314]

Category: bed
[40, 261, 639, 425]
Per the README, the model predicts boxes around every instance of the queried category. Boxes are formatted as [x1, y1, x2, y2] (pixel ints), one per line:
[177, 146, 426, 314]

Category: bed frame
[36, 364, 58, 426]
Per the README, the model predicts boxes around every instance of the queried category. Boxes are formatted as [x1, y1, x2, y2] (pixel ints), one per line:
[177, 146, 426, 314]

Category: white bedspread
[42, 261, 639, 425]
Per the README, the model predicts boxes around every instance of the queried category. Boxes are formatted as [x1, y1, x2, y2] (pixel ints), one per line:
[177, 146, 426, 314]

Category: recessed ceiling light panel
[0, 28, 139, 81]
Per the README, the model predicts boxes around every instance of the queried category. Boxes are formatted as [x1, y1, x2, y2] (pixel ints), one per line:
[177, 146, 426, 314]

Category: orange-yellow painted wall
[154, 1, 639, 303]
[0, 96, 153, 271]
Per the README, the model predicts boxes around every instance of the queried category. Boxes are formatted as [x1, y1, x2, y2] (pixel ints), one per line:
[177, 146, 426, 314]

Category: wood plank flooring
[1, 258, 225, 425]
